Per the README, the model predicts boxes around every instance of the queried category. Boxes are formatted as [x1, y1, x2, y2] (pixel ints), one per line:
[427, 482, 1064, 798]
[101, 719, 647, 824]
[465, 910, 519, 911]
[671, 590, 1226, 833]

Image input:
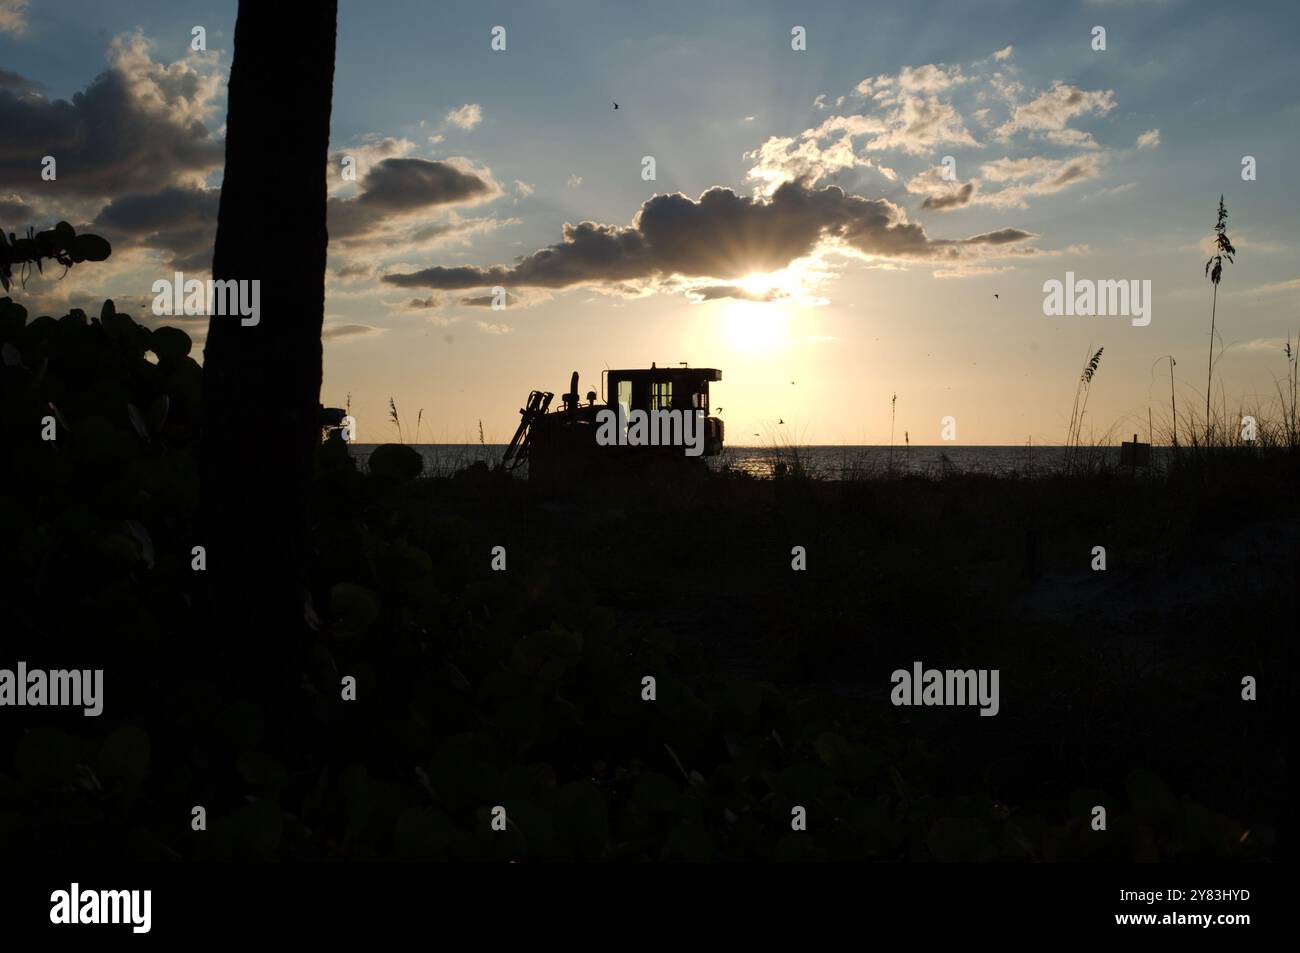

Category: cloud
[333, 261, 375, 279]
[1135, 128, 1161, 150]
[382, 180, 1037, 293]
[974, 154, 1105, 206]
[748, 61, 991, 191]
[0, 192, 36, 223]
[372, 294, 455, 323]
[323, 323, 383, 341]
[921, 181, 977, 211]
[445, 103, 482, 130]
[866, 96, 978, 154]
[408, 215, 508, 245]
[745, 131, 867, 192]
[857, 63, 970, 99]
[328, 136, 416, 193]
[79, 139, 502, 276]
[476, 321, 511, 335]
[904, 151, 1103, 211]
[748, 54, 1127, 224]
[0, 32, 225, 198]
[0, 0, 30, 35]
[93, 185, 219, 270]
[994, 82, 1116, 146]
[512, 179, 535, 198]
[343, 157, 493, 213]
[961, 227, 1039, 245]
[567, 175, 583, 188]
[327, 157, 499, 242]
[460, 291, 518, 307]
[0, 69, 39, 91]
[686, 284, 788, 303]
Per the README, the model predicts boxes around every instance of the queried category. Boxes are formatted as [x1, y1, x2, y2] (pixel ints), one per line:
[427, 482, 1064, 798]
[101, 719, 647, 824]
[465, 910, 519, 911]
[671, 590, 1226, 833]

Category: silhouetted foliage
[0, 221, 112, 293]
[0, 299, 1288, 860]
[1204, 195, 1236, 286]
[1203, 196, 1237, 441]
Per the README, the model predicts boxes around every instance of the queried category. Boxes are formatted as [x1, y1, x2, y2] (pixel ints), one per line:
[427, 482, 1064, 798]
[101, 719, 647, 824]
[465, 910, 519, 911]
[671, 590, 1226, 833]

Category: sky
[2, 0, 1298, 444]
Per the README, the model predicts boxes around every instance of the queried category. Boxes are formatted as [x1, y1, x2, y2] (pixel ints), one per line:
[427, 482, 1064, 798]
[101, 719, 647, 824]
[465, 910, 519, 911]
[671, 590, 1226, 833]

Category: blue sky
[3, 0, 1298, 443]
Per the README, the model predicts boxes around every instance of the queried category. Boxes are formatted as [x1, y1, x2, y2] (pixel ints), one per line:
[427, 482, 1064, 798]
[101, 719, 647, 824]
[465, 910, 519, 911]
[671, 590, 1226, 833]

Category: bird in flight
[613, 102, 619, 109]
[778, 418, 785, 425]
[993, 293, 999, 299]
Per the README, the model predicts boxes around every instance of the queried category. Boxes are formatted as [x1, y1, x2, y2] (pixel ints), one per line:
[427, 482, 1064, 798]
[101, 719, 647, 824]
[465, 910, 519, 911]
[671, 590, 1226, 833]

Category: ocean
[346, 443, 1167, 479]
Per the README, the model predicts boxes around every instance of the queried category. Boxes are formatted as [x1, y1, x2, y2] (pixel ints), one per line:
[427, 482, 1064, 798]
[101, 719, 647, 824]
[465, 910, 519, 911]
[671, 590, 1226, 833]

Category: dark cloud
[0, 193, 36, 224]
[402, 295, 440, 309]
[921, 181, 976, 211]
[687, 285, 786, 302]
[0, 59, 223, 198]
[93, 186, 219, 271]
[384, 180, 1036, 291]
[356, 158, 491, 210]
[386, 263, 511, 290]
[0, 70, 41, 92]
[328, 158, 496, 240]
[0, 37, 224, 276]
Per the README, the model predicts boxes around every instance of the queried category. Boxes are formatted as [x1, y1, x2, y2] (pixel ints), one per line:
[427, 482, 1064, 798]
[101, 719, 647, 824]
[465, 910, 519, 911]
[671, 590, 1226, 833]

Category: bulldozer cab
[605, 364, 719, 419]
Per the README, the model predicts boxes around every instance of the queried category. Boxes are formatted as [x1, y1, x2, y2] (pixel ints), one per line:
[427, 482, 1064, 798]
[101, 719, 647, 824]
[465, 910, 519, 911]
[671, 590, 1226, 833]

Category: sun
[721, 299, 789, 353]
[718, 273, 795, 353]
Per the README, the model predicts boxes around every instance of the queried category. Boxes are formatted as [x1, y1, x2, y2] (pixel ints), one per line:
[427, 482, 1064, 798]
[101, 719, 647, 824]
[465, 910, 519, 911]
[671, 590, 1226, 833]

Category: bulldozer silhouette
[502, 364, 724, 480]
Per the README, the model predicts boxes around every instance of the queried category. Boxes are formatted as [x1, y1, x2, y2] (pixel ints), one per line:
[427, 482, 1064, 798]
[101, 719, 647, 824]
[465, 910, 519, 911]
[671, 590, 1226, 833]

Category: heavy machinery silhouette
[502, 364, 724, 480]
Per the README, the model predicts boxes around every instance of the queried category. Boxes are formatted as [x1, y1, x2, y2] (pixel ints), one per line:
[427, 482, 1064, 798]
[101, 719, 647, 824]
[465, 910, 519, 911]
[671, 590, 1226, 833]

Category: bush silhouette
[0, 221, 112, 293]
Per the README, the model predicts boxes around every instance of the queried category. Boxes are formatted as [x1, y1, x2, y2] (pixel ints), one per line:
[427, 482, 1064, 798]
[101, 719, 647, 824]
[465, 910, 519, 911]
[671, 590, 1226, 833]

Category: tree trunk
[200, 1, 338, 680]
